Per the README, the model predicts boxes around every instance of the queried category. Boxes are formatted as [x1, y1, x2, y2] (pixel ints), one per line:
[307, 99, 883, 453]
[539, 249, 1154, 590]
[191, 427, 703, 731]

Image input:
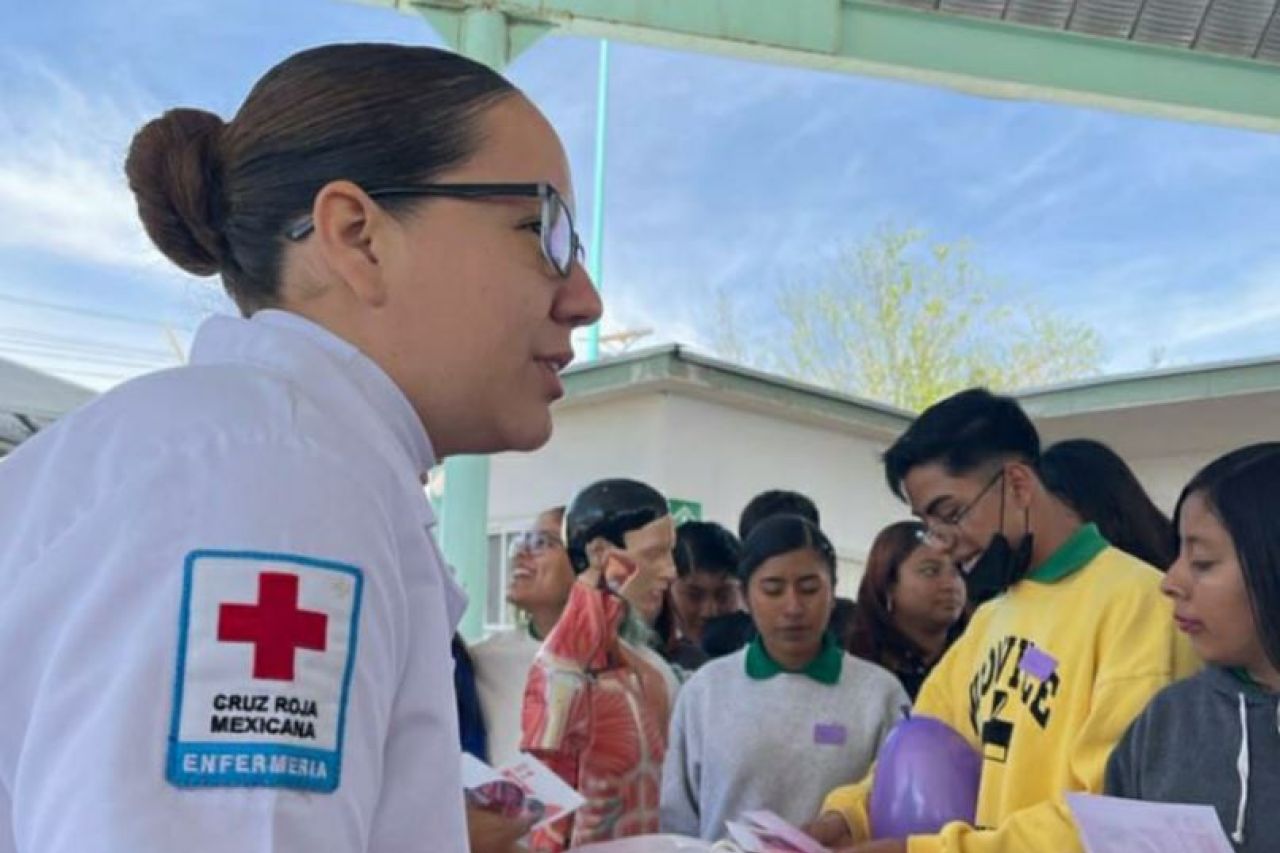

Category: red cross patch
[217, 572, 329, 680]
[167, 550, 363, 793]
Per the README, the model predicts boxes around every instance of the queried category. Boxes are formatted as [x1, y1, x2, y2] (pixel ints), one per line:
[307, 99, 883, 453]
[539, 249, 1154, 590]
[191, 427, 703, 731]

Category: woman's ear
[309, 179, 391, 308]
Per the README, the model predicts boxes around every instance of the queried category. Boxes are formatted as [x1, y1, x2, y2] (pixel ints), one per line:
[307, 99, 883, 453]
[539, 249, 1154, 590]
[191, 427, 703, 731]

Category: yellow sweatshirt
[822, 524, 1199, 853]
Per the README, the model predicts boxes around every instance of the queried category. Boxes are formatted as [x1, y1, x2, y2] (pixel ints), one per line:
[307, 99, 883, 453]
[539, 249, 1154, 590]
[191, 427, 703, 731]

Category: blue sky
[3, 0, 1279, 391]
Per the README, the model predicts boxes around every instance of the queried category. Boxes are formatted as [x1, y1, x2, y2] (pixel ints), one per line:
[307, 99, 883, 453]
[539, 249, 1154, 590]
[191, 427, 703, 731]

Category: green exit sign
[669, 498, 702, 525]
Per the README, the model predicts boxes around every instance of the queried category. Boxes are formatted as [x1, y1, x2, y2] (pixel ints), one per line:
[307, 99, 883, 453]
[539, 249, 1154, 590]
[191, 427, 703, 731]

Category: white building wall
[488, 394, 669, 528]
[648, 393, 901, 596]
[487, 391, 903, 607]
[482, 380, 1277, 629]
[1125, 452, 1217, 513]
[1035, 392, 1280, 515]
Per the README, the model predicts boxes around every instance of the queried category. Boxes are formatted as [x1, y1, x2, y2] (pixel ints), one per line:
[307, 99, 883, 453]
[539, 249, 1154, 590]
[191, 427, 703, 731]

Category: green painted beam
[835, 1, 1280, 133]
[391, 0, 843, 53]
[370, 0, 1280, 132]
[417, 6, 550, 66]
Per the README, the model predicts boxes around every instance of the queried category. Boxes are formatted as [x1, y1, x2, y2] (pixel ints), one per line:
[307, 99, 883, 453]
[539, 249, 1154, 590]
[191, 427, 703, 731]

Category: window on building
[484, 527, 524, 632]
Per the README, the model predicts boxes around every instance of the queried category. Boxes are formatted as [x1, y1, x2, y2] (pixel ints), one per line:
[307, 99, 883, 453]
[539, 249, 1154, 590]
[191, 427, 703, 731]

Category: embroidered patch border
[166, 549, 363, 793]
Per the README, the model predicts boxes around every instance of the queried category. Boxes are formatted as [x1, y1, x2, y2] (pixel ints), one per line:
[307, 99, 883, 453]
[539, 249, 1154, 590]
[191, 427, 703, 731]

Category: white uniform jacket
[0, 310, 469, 852]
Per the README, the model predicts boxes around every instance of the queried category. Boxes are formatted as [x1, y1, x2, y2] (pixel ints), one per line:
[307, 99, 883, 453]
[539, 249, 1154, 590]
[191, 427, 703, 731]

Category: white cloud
[1011, 244, 1280, 372]
[960, 114, 1095, 211]
[1162, 260, 1280, 353]
[0, 55, 172, 273]
[595, 279, 710, 352]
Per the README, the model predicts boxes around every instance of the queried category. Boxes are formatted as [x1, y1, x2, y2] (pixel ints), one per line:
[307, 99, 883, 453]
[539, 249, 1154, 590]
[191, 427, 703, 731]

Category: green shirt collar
[1229, 667, 1261, 689]
[745, 631, 843, 685]
[1025, 523, 1108, 584]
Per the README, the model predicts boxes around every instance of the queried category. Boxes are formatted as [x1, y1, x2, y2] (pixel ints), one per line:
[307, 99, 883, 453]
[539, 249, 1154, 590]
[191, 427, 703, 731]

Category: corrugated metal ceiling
[880, 0, 1280, 63]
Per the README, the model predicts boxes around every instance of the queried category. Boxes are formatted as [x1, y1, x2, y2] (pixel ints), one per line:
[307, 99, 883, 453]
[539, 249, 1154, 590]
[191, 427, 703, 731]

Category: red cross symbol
[217, 572, 328, 681]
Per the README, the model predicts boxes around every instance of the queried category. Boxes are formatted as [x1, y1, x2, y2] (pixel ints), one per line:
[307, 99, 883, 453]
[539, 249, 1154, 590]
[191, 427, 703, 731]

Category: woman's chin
[499, 409, 554, 453]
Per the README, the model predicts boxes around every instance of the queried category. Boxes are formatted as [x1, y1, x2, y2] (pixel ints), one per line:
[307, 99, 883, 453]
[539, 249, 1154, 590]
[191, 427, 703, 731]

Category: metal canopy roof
[368, 0, 1280, 132]
[0, 355, 93, 421]
[0, 356, 94, 455]
[886, 0, 1280, 63]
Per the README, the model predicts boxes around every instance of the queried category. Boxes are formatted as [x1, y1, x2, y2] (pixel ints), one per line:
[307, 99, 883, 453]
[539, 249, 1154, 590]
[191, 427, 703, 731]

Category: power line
[0, 356, 147, 385]
[0, 344, 171, 370]
[0, 328, 175, 361]
[51, 368, 146, 383]
[0, 330, 178, 367]
[0, 291, 200, 332]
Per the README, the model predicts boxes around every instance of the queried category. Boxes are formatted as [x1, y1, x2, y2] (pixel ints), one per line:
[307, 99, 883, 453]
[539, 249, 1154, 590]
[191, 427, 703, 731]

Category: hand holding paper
[462, 752, 587, 830]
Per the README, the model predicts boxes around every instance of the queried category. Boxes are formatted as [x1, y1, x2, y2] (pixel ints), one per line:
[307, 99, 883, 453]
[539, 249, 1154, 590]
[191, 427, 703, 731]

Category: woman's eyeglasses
[284, 182, 584, 278]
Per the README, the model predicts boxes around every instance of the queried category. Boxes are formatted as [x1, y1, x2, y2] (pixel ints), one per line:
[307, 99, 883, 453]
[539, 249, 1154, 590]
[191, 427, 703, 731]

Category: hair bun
[125, 108, 229, 276]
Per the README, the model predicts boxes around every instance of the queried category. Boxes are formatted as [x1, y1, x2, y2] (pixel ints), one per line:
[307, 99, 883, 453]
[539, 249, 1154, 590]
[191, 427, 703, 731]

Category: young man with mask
[808, 388, 1198, 853]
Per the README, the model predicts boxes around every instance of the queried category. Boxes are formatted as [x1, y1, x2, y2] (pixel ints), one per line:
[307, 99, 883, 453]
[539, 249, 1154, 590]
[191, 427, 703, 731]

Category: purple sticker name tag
[1020, 645, 1058, 681]
[813, 723, 847, 746]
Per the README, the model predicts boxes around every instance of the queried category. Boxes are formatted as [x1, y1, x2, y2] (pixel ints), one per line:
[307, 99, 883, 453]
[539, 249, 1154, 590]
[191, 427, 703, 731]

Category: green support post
[437, 454, 492, 640]
[584, 38, 610, 362]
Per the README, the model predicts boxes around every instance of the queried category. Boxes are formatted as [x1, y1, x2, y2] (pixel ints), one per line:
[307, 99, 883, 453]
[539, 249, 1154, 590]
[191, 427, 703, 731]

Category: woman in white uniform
[0, 43, 600, 853]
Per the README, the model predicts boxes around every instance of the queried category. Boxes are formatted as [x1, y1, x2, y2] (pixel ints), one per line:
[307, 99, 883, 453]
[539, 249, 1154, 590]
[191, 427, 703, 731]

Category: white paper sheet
[723, 811, 830, 853]
[460, 752, 586, 829]
[574, 836, 721, 852]
[1067, 793, 1235, 853]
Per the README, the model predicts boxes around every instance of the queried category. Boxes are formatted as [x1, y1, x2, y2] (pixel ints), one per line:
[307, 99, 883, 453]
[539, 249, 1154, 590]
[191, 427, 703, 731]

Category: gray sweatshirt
[1105, 666, 1280, 852]
[659, 647, 908, 840]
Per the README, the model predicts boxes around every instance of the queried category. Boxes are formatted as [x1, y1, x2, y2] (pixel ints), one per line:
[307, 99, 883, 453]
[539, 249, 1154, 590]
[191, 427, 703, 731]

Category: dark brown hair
[738, 489, 820, 540]
[738, 515, 836, 586]
[674, 521, 741, 579]
[848, 520, 936, 664]
[1040, 439, 1175, 570]
[1175, 443, 1280, 669]
[125, 43, 517, 313]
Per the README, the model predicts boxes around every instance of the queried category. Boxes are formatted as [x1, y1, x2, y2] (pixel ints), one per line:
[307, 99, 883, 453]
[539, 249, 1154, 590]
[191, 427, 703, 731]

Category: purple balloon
[868, 714, 981, 839]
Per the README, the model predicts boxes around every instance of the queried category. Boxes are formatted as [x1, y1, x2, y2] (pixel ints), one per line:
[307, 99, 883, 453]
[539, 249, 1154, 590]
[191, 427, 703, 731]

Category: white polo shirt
[0, 310, 469, 852]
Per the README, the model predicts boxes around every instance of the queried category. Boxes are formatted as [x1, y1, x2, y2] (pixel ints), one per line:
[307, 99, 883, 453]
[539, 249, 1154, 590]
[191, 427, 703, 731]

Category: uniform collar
[1229, 667, 1261, 690]
[189, 309, 436, 482]
[1025, 523, 1108, 584]
[745, 631, 843, 685]
[1224, 667, 1280, 696]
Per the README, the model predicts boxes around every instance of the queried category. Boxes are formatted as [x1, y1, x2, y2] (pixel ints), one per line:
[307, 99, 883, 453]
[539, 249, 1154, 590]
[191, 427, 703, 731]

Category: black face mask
[962, 530, 1034, 607]
[962, 469, 1034, 606]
